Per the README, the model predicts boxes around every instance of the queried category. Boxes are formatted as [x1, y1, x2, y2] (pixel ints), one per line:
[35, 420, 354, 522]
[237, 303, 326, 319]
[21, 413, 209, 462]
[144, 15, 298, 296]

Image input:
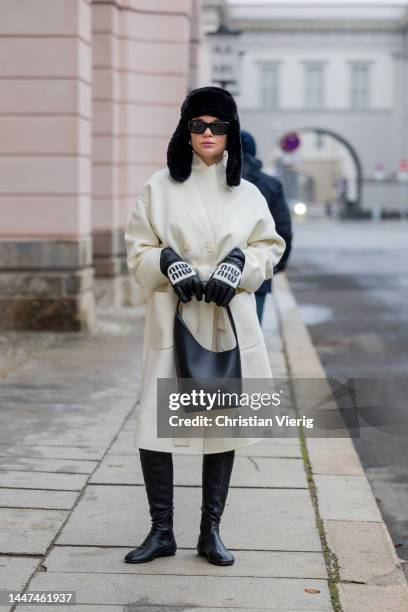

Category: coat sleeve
[271, 179, 293, 274]
[124, 184, 167, 290]
[238, 187, 287, 293]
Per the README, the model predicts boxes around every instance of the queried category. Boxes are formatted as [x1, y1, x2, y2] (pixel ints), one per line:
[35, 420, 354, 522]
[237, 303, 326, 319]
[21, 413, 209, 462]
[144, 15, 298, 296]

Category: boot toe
[197, 536, 235, 566]
[124, 535, 176, 564]
[197, 547, 235, 566]
[207, 549, 234, 565]
[124, 545, 176, 564]
[124, 547, 148, 563]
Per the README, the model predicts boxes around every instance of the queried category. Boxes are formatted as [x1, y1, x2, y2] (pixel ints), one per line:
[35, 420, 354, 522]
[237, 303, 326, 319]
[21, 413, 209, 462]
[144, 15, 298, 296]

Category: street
[288, 216, 408, 561]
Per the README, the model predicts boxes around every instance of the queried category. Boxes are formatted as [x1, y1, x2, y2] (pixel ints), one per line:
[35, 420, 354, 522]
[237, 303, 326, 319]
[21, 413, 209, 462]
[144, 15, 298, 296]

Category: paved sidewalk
[0, 282, 406, 611]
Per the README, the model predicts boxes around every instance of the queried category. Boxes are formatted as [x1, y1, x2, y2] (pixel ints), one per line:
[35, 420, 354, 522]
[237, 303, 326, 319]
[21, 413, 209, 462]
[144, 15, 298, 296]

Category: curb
[274, 273, 408, 612]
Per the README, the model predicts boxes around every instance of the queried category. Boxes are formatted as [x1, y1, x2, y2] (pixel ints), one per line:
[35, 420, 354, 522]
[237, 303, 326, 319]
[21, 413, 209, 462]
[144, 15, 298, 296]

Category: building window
[260, 64, 280, 109]
[350, 63, 370, 109]
[304, 64, 325, 109]
[315, 132, 325, 149]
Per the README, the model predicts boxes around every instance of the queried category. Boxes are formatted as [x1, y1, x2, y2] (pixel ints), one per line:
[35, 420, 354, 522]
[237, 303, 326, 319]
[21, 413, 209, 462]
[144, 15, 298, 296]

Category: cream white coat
[125, 151, 286, 454]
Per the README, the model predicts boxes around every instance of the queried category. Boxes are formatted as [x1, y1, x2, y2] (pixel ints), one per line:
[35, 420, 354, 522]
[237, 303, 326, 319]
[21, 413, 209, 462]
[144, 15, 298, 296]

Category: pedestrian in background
[241, 130, 293, 324]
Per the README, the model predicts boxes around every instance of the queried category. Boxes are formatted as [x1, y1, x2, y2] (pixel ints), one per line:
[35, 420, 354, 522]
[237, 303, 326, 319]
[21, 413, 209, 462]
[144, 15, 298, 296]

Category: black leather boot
[197, 450, 235, 566]
[124, 448, 176, 563]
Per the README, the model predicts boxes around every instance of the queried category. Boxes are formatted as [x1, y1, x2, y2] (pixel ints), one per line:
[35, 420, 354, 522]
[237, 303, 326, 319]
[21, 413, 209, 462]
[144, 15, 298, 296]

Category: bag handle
[176, 297, 239, 344]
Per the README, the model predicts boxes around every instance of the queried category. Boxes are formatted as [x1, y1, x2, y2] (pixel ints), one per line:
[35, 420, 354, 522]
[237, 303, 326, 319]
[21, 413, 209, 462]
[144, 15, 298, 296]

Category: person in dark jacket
[241, 130, 293, 323]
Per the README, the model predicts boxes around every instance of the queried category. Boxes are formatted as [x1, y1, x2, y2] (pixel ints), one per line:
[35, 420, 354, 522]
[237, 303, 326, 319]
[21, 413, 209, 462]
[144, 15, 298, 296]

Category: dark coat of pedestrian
[241, 130, 293, 322]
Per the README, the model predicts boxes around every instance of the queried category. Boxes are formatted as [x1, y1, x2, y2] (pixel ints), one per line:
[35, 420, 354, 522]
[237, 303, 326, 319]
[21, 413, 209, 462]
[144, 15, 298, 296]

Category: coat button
[183, 242, 191, 251]
[206, 243, 215, 253]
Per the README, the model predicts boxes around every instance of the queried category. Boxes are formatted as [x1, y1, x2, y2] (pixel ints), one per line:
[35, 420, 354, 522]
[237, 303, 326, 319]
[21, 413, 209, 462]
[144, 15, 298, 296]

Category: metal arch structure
[297, 127, 364, 214]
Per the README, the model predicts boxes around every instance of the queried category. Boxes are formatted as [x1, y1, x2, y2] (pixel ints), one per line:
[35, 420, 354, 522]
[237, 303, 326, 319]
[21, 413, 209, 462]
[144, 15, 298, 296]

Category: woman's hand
[204, 248, 245, 307]
[160, 247, 204, 303]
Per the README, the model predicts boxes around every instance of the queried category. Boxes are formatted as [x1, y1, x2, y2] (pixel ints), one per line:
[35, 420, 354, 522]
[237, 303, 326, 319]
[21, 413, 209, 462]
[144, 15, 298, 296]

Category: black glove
[160, 247, 204, 303]
[204, 248, 245, 307]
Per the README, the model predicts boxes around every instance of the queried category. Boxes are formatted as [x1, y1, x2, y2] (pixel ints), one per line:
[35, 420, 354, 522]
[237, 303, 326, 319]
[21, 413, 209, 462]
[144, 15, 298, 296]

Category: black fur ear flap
[168, 86, 242, 186]
[226, 118, 242, 187]
[167, 118, 192, 183]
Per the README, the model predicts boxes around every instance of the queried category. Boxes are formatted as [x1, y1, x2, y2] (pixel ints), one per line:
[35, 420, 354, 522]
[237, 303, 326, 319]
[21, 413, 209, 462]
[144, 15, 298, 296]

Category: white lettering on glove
[211, 262, 241, 288]
[167, 261, 196, 285]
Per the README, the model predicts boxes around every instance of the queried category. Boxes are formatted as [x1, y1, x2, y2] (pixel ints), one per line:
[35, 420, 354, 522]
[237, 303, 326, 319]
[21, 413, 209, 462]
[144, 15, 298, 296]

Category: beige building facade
[202, 0, 408, 214]
[0, 0, 201, 331]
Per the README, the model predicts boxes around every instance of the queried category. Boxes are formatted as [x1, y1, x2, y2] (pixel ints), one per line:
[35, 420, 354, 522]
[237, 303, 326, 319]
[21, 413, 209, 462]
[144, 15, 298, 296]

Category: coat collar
[191, 150, 230, 189]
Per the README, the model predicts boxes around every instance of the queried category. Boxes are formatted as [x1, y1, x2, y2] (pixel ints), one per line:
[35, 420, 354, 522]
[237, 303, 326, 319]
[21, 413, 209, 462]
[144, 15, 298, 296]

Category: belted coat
[125, 150, 286, 454]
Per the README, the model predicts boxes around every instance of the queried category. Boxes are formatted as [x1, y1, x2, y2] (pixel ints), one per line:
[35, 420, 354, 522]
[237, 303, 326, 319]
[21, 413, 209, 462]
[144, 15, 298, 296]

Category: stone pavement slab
[0, 470, 87, 491]
[0, 488, 78, 510]
[0, 456, 98, 474]
[233, 439, 302, 456]
[0, 330, 56, 381]
[306, 437, 365, 476]
[89, 454, 307, 488]
[56, 484, 322, 551]
[44, 545, 328, 579]
[16, 572, 332, 610]
[0, 401, 131, 449]
[0, 383, 138, 407]
[121, 417, 139, 431]
[0, 508, 68, 555]
[0, 556, 40, 591]
[0, 444, 106, 461]
[314, 474, 383, 522]
[0, 427, 118, 450]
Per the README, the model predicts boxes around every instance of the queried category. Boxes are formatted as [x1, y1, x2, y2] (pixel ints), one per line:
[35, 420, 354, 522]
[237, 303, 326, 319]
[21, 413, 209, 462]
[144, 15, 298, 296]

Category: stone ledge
[0, 268, 94, 298]
[94, 276, 124, 308]
[0, 290, 95, 332]
[94, 276, 147, 308]
[0, 237, 92, 269]
[92, 230, 127, 278]
[324, 520, 406, 586]
[121, 275, 147, 307]
[92, 229, 124, 257]
[338, 583, 408, 612]
[93, 256, 122, 278]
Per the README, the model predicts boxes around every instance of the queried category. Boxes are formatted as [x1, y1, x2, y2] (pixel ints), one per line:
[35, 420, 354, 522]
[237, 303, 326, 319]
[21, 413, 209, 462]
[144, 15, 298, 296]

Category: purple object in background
[280, 132, 301, 152]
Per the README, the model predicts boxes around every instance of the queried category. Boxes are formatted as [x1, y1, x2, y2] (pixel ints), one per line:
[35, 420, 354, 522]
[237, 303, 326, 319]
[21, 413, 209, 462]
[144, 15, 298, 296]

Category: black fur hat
[167, 86, 242, 187]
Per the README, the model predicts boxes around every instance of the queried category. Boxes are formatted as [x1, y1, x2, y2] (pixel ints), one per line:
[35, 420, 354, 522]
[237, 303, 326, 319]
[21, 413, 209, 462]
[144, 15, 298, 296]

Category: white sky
[228, 0, 408, 6]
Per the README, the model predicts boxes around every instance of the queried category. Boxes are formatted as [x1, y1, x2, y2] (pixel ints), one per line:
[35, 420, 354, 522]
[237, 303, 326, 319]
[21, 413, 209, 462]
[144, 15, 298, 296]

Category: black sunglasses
[188, 119, 230, 135]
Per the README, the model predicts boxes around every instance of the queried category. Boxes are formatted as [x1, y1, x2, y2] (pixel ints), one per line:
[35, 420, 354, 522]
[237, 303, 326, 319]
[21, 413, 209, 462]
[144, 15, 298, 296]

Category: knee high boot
[124, 448, 176, 563]
[197, 450, 235, 566]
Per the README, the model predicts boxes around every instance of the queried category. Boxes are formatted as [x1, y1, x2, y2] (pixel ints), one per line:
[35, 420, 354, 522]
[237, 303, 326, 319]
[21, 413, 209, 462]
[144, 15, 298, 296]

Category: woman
[123, 86, 286, 566]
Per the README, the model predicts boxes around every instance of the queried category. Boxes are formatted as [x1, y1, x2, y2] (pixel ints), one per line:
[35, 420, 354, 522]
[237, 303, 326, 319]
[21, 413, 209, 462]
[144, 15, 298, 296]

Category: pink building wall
[0, 0, 201, 329]
[0, 0, 92, 238]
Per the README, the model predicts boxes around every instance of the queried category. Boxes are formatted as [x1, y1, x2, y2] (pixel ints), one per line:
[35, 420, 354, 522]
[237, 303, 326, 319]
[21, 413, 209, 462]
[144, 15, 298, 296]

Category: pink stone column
[0, 0, 94, 330]
[91, 0, 195, 306]
[92, 1, 122, 305]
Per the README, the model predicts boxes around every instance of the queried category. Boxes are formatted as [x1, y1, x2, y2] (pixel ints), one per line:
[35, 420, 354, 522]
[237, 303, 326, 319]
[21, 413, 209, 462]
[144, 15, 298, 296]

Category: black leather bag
[174, 298, 242, 413]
